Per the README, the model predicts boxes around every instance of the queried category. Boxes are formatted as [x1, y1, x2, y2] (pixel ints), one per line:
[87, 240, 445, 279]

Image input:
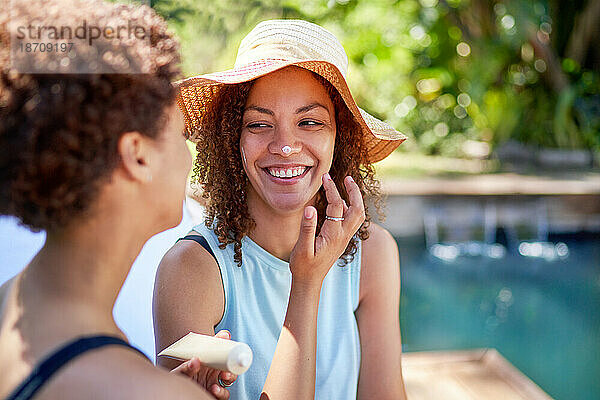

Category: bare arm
[260, 279, 322, 400]
[153, 237, 224, 368]
[153, 237, 234, 399]
[355, 224, 407, 400]
[261, 175, 365, 400]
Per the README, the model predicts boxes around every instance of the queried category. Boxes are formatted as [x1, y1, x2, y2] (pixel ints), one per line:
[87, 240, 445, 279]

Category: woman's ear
[118, 131, 153, 183]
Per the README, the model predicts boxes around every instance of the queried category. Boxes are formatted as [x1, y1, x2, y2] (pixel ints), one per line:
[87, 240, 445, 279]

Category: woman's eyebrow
[295, 102, 329, 114]
[244, 105, 274, 115]
[244, 103, 329, 115]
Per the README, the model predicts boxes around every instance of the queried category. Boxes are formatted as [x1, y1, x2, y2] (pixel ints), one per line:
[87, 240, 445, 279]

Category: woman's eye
[299, 120, 324, 127]
[247, 122, 271, 129]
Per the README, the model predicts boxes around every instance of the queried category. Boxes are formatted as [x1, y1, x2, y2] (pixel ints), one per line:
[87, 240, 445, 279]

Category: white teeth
[268, 167, 307, 178]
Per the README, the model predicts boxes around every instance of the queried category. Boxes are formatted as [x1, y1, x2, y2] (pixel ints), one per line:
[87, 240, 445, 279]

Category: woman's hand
[289, 173, 366, 285]
[170, 330, 238, 400]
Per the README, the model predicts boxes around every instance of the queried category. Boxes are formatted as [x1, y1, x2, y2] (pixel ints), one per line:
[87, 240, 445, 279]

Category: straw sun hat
[176, 19, 407, 163]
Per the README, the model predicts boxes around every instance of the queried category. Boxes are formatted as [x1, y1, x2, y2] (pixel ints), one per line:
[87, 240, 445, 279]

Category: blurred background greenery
[150, 0, 600, 174]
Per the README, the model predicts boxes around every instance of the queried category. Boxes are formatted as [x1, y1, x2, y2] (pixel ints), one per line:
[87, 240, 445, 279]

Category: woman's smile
[262, 164, 312, 185]
[240, 66, 336, 213]
[265, 165, 310, 179]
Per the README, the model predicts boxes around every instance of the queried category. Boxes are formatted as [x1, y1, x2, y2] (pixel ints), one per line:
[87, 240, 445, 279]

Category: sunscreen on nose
[158, 332, 253, 375]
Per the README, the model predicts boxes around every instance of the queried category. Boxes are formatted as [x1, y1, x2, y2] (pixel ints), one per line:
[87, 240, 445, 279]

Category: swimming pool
[397, 235, 600, 400]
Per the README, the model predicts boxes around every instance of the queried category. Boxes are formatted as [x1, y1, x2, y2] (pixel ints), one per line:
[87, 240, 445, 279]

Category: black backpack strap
[6, 335, 149, 400]
[177, 234, 217, 264]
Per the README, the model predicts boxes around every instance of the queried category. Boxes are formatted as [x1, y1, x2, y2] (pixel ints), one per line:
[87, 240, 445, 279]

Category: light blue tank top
[193, 223, 361, 400]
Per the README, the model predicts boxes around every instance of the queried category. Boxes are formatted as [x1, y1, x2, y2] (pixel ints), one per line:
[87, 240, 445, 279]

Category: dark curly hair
[192, 68, 383, 266]
[0, 0, 181, 232]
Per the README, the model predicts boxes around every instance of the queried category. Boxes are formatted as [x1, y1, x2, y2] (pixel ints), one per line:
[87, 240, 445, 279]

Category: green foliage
[151, 0, 600, 157]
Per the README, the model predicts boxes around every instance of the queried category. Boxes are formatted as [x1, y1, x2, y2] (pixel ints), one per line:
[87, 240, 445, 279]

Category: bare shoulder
[359, 223, 400, 304]
[157, 230, 218, 278]
[361, 223, 398, 263]
[155, 230, 223, 303]
[38, 345, 212, 400]
[116, 349, 213, 399]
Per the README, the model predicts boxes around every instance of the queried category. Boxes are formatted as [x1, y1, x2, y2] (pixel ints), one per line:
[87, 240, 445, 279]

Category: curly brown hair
[192, 69, 383, 266]
[0, 0, 181, 232]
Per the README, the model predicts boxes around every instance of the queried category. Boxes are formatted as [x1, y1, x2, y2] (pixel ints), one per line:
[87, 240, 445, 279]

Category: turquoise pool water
[397, 235, 600, 400]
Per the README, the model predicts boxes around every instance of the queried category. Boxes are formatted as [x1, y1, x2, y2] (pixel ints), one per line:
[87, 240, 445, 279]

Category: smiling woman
[182, 67, 381, 267]
[153, 19, 408, 400]
[241, 68, 337, 217]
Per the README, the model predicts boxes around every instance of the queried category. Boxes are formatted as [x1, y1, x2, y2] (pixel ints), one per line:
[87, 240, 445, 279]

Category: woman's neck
[19, 206, 153, 338]
[246, 192, 316, 262]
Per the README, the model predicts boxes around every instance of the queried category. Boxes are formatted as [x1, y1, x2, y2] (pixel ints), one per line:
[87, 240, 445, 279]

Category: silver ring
[325, 215, 344, 221]
[218, 376, 233, 388]
[281, 145, 292, 154]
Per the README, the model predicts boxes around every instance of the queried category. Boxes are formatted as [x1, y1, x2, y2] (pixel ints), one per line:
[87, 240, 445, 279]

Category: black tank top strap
[177, 234, 217, 263]
[5, 335, 149, 400]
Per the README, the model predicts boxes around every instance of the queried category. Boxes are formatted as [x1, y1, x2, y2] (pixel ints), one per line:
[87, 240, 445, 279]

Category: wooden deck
[402, 349, 554, 400]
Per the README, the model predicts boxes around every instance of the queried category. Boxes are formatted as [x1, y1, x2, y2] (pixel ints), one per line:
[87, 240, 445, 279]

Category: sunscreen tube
[158, 332, 253, 375]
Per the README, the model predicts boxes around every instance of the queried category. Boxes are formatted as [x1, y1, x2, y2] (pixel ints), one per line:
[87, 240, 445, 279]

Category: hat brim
[176, 59, 406, 163]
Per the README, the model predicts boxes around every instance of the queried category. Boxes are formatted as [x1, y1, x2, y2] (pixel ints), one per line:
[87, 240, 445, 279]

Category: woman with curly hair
[0, 1, 232, 399]
[154, 20, 408, 400]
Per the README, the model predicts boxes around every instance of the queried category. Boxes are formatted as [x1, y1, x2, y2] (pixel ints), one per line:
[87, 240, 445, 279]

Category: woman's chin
[265, 193, 313, 215]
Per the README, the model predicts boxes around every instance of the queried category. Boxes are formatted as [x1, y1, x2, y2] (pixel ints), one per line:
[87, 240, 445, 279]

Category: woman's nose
[268, 125, 301, 156]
